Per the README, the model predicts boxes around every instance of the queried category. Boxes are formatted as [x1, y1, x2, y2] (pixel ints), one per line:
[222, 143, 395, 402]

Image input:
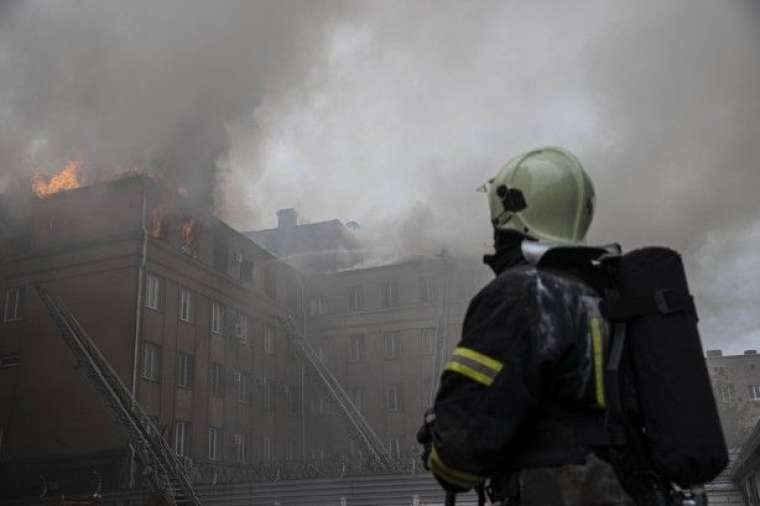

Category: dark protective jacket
[427, 255, 620, 492]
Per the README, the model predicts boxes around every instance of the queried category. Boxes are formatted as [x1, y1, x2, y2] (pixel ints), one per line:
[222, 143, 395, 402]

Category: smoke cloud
[1, 1, 759, 352]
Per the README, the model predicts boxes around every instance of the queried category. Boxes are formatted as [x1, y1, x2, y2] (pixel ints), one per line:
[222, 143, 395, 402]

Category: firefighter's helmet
[486, 146, 595, 244]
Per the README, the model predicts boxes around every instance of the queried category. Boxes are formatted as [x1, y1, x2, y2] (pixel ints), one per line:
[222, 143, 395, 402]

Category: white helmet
[486, 146, 595, 244]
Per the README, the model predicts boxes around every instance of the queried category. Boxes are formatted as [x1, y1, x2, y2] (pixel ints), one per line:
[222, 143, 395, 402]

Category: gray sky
[1, 1, 759, 353]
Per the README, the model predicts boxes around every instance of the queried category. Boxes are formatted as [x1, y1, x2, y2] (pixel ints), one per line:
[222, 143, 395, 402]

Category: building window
[234, 370, 248, 403]
[715, 382, 736, 403]
[208, 427, 221, 461]
[233, 312, 248, 344]
[309, 296, 328, 316]
[179, 288, 193, 322]
[384, 332, 399, 360]
[388, 437, 401, 460]
[145, 274, 161, 310]
[233, 434, 246, 463]
[381, 281, 399, 308]
[348, 334, 365, 362]
[347, 285, 364, 312]
[209, 363, 223, 397]
[174, 421, 191, 457]
[263, 437, 273, 462]
[264, 326, 275, 354]
[3, 287, 22, 322]
[749, 385, 760, 400]
[210, 302, 223, 335]
[177, 353, 194, 389]
[386, 384, 401, 412]
[240, 259, 254, 283]
[0, 354, 21, 369]
[142, 342, 161, 382]
[420, 328, 435, 356]
[419, 277, 432, 303]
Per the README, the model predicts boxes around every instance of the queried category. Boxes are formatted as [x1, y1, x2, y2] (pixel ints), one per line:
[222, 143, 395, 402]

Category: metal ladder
[279, 316, 399, 473]
[37, 286, 202, 506]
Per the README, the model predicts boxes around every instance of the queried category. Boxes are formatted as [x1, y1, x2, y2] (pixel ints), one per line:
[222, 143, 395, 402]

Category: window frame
[347, 285, 364, 312]
[386, 384, 401, 412]
[208, 427, 221, 461]
[419, 277, 431, 303]
[264, 325, 275, 354]
[749, 384, 760, 401]
[233, 433, 246, 464]
[174, 421, 191, 457]
[210, 301, 223, 335]
[177, 352, 194, 389]
[420, 327, 435, 356]
[179, 287, 193, 323]
[348, 334, 365, 363]
[145, 274, 161, 311]
[383, 331, 399, 360]
[209, 363, 223, 398]
[381, 280, 399, 308]
[142, 342, 161, 382]
[3, 287, 22, 322]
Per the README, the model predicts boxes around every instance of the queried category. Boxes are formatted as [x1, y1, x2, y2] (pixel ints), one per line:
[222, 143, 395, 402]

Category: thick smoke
[1, 1, 758, 352]
[0, 0, 350, 208]
[223, 0, 760, 352]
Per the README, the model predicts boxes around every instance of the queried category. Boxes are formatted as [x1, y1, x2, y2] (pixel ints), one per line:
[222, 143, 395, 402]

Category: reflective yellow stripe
[591, 318, 606, 408]
[452, 347, 503, 373]
[445, 361, 494, 386]
[428, 446, 482, 488]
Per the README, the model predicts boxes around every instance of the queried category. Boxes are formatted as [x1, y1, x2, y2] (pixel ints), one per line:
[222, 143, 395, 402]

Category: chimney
[705, 349, 723, 358]
[745, 350, 757, 355]
[276, 208, 298, 229]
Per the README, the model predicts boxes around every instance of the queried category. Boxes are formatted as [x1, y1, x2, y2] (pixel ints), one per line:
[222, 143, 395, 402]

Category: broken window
[180, 217, 199, 258]
[150, 207, 168, 240]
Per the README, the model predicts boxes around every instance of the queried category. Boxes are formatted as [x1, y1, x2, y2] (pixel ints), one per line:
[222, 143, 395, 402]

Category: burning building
[0, 174, 492, 500]
[0, 176, 307, 497]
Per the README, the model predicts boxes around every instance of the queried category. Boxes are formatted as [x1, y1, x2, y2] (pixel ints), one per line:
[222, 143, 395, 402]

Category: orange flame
[151, 207, 168, 240]
[32, 160, 82, 198]
[181, 217, 199, 257]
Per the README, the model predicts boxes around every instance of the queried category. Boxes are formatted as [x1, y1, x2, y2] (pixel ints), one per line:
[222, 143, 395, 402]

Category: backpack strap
[600, 289, 697, 321]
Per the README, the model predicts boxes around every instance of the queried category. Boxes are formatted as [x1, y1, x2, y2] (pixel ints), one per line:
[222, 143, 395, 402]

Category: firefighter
[418, 147, 635, 505]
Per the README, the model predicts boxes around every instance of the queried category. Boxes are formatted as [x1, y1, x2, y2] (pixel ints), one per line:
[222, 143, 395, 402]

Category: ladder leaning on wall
[279, 316, 399, 473]
[37, 286, 202, 506]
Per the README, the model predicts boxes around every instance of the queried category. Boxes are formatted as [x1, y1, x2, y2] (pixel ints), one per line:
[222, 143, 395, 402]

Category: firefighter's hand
[417, 409, 436, 469]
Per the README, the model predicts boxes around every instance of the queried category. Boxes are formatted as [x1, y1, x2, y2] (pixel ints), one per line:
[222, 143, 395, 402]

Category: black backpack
[600, 247, 728, 488]
[524, 243, 728, 489]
